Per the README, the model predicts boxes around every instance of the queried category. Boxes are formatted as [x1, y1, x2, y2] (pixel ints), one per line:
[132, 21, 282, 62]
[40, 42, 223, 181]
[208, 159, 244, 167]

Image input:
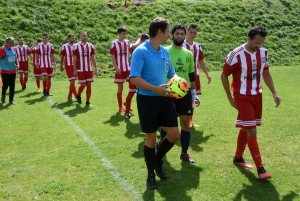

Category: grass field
[0, 66, 300, 200]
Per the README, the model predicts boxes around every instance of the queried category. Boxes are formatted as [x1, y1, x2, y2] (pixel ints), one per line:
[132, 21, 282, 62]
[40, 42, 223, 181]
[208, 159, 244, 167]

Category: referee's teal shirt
[130, 40, 175, 96]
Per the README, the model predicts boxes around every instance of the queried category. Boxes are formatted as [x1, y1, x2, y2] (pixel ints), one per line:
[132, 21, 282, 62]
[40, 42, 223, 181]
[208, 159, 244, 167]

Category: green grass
[0, 0, 299, 78]
[0, 66, 299, 200]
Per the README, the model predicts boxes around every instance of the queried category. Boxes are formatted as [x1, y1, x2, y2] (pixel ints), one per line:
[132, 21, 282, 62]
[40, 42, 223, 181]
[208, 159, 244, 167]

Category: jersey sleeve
[198, 45, 204, 61]
[109, 42, 116, 55]
[0, 47, 5, 58]
[91, 44, 95, 55]
[50, 45, 55, 54]
[188, 52, 195, 73]
[222, 51, 239, 76]
[263, 49, 269, 70]
[60, 45, 65, 56]
[73, 45, 79, 57]
[130, 48, 144, 77]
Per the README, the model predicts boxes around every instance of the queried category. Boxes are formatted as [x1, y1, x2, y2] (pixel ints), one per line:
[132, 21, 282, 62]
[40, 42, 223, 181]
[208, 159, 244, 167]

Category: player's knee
[242, 127, 257, 136]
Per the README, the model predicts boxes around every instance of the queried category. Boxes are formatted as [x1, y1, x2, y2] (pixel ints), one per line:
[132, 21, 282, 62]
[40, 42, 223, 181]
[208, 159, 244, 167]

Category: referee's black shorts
[136, 94, 178, 133]
[174, 90, 193, 116]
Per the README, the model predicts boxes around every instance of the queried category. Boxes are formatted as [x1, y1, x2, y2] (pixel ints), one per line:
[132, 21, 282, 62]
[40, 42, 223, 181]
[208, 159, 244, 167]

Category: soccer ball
[166, 76, 189, 99]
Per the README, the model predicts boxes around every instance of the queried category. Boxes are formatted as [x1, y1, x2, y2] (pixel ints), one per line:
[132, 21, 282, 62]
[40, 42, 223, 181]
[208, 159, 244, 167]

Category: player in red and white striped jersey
[60, 34, 77, 100]
[29, 40, 42, 92]
[221, 26, 281, 180]
[35, 34, 56, 96]
[110, 26, 135, 113]
[183, 24, 212, 128]
[73, 31, 98, 107]
[14, 38, 32, 90]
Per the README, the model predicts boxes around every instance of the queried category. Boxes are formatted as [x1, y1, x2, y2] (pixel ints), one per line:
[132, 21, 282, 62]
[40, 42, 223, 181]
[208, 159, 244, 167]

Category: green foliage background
[0, 0, 299, 78]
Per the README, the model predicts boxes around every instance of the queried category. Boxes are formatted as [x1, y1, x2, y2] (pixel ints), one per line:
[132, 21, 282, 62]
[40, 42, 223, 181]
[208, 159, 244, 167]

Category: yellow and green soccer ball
[166, 76, 189, 99]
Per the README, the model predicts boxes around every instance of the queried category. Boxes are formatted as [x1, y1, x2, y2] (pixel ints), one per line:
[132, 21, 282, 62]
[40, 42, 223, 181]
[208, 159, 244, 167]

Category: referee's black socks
[144, 145, 155, 177]
[155, 138, 175, 165]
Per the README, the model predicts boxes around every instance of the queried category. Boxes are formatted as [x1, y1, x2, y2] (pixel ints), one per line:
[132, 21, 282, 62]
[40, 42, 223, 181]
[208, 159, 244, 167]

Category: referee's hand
[155, 84, 171, 97]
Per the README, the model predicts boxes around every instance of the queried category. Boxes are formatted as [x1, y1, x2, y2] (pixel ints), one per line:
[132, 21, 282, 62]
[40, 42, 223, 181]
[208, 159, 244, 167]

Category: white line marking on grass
[48, 98, 141, 200]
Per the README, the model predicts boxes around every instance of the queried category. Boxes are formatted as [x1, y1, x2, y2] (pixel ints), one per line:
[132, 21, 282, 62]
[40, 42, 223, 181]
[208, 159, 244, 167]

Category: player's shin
[247, 136, 263, 168]
[235, 129, 247, 158]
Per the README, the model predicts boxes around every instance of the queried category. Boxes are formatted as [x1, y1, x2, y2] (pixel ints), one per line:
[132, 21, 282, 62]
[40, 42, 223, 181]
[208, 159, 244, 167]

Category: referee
[0, 37, 18, 105]
[130, 17, 180, 190]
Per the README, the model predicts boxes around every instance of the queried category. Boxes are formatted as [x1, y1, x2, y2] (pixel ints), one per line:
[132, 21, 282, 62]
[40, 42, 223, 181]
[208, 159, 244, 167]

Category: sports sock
[144, 145, 155, 177]
[180, 129, 191, 154]
[68, 84, 72, 97]
[47, 81, 51, 92]
[43, 80, 47, 90]
[154, 138, 175, 165]
[20, 77, 24, 87]
[86, 84, 91, 102]
[125, 92, 135, 113]
[235, 129, 247, 159]
[77, 85, 85, 96]
[24, 76, 28, 85]
[117, 92, 122, 108]
[36, 79, 40, 89]
[159, 127, 167, 141]
[247, 136, 262, 168]
[70, 83, 77, 97]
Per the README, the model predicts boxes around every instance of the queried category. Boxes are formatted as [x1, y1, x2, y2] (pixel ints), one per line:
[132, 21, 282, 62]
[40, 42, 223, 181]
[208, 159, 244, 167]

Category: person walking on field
[221, 26, 281, 180]
[0, 37, 18, 105]
[130, 17, 180, 190]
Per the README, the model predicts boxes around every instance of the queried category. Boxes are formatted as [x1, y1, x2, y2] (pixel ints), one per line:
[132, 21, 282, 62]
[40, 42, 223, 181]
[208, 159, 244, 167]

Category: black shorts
[136, 94, 178, 133]
[174, 90, 193, 116]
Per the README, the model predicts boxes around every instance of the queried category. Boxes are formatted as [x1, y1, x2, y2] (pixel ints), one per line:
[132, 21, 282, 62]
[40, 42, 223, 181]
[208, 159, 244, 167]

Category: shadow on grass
[143, 159, 203, 201]
[103, 112, 124, 127]
[233, 167, 282, 201]
[18, 91, 40, 98]
[55, 104, 92, 117]
[54, 100, 76, 110]
[0, 103, 11, 110]
[190, 128, 215, 153]
[24, 96, 45, 105]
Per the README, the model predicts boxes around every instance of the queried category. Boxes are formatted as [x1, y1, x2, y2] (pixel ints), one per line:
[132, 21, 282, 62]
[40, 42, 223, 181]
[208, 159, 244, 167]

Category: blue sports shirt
[130, 40, 175, 96]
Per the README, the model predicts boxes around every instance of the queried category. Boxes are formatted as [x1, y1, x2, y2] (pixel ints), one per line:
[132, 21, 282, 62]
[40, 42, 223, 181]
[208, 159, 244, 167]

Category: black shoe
[86, 102, 92, 107]
[24, 84, 26, 89]
[1, 95, 5, 103]
[22, 86, 26, 91]
[9, 100, 16, 105]
[154, 161, 167, 180]
[46, 92, 53, 96]
[43, 89, 47, 96]
[257, 166, 271, 180]
[233, 156, 254, 169]
[76, 95, 82, 104]
[180, 154, 195, 163]
[146, 174, 157, 190]
[124, 113, 131, 119]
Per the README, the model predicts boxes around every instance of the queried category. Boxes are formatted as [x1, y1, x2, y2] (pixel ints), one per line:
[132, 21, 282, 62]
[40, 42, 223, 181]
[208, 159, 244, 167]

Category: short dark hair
[42, 33, 49, 38]
[171, 24, 186, 35]
[187, 24, 197, 31]
[117, 26, 127, 33]
[149, 17, 170, 38]
[141, 34, 149, 41]
[37, 39, 42, 43]
[68, 34, 75, 38]
[248, 26, 267, 40]
[5, 37, 14, 44]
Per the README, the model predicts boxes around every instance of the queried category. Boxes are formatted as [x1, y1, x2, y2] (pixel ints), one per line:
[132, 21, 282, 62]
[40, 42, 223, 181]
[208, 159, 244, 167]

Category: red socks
[24, 76, 28, 86]
[47, 81, 51, 92]
[77, 85, 85, 96]
[86, 84, 91, 102]
[117, 92, 122, 108]
[125, 92, 135, 113]
[69, 83, 77, 97]
[247, 136, 262, 168]
[235, 129, 247, 158]
[43, 80, 47, 90]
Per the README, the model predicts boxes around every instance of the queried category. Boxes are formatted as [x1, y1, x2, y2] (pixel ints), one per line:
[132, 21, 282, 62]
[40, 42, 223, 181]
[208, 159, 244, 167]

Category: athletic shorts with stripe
[65, 65, 76, 81]
[137, 94, 178, 133]
[234, 92, 262, 129]
[174, 90, 193, 116]
[114, 70, 136, 92]
[78, 71, 94, 84]
[41, 67, 54, 77]
[18, 61, 29, 73]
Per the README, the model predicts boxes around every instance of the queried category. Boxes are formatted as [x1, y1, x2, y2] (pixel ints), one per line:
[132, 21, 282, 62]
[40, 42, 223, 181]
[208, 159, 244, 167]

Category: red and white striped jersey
[183, 40, 204, 75]
[60, 43, 74, 66]
[14, 45, 31, 62]
[73, 42, 95, 72]
[32, 48, 39, 66]
[223, 44, 269, 95]
[110, 39, 131, 72]
[36, 43, 55, 68]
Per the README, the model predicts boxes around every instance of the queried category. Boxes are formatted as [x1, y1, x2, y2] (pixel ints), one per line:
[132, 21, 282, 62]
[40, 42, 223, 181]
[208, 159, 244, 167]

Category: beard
[173, 38, 184, 46]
